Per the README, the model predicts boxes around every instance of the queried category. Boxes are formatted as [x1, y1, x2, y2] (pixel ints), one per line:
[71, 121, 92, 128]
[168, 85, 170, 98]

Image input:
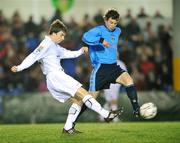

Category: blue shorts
[89, 63, 126, 91]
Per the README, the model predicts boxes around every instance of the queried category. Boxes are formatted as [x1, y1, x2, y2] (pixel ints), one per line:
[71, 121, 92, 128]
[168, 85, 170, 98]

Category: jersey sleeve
[82, 27, 102, 46]
[17, 41, 50, 72]
[58, 46, 83, 59]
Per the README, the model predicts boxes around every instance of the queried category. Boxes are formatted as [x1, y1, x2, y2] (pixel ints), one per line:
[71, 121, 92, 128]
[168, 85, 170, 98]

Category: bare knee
[89, 91, 99, 99]
[74, 87, 99, 101]
[116, 72, 134, 86]
[74, 87, 89, 100]
[70, 97, 83, 106]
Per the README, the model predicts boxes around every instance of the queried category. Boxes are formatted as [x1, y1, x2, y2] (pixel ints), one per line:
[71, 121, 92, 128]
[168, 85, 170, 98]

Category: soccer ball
[140, 102, 157, 119]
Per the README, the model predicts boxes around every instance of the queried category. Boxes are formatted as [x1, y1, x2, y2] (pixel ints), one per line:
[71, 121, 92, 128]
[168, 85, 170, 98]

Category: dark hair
[104, 9, 120, 21]
[49, 19, 67, 35]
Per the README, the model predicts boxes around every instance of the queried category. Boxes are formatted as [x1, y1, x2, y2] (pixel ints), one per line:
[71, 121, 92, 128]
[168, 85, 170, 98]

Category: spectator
[124, 18, 141, 42]
[11, 11, 24, 43]
[93, 9, 104, 25]
[154, 10, 164, 19]
[137, 7, 149, 18]
[50, 9, 62, 23]
[125, 9, 132, 19]
[24, 15, 39, 38]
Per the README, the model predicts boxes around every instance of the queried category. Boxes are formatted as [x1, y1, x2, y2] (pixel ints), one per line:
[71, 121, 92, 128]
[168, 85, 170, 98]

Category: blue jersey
[82, 25, 121, 67]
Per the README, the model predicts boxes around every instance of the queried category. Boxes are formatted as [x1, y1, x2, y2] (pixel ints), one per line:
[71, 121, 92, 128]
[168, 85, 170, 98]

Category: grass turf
[0, 122, 180, 143]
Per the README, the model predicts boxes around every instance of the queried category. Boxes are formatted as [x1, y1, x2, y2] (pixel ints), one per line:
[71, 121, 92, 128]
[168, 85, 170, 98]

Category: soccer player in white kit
[11, 19, 121, 134]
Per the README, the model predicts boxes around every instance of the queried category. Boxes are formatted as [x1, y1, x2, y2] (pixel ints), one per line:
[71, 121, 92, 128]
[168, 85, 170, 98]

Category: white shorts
[104, 83, 121, 102]
[46, 70, 82, 103]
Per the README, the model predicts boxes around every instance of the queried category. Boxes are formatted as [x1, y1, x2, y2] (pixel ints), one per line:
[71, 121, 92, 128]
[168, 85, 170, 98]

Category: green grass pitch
[0, 122, 180, 143]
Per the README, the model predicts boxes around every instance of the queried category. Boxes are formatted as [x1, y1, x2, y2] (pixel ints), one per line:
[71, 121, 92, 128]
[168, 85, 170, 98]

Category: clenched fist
[82, 46, 88, 54]
[102, 40, 110, 47]
[11, 66, 18, 72]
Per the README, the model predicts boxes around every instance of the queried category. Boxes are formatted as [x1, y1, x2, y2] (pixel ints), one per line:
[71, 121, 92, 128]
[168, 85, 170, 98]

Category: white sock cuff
[82, 95, 93, 103]
[111, 104, 118, 111]
[71, 103, 81, 112]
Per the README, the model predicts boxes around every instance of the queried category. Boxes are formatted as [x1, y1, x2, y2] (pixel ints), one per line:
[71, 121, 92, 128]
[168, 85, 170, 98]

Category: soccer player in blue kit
[75, 9, 140, 124]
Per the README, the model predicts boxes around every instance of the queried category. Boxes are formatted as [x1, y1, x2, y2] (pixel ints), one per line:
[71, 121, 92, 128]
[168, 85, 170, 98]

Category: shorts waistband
[101, 63, 117, 66]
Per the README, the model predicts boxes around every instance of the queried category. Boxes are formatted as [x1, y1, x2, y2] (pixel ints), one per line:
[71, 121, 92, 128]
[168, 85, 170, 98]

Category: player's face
[55, 31, 66, 43]
[105, 18, 118, 31]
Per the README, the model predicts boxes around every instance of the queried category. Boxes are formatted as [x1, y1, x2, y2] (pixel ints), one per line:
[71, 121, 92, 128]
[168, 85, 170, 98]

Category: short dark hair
[49, 19, 67, 35]
[104, 9, 120, 21]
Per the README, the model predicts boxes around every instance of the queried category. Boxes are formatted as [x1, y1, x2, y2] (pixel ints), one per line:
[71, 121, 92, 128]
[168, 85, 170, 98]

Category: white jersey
[17, 36, 83, 103]
[17, 36, 83, 75]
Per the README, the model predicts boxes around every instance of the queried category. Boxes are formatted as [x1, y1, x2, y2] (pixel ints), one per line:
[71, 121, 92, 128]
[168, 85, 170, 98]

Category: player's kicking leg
[62, 87, 122, 134]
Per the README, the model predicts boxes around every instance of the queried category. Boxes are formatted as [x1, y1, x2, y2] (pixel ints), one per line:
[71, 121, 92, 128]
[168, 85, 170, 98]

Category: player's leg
[74, 64, 103, 121]
[74, 87, 120, 120]
[45, 72, 88, 134]
[72, 91, 100, 129]
[74, 91, 99, 121]
[103, 83, 121, 122]
[66, 88, 120, 132]
[104, 84, 120, 110]
[89, 91, 100, 98]
[116, 72, 140, 117]
[63, 98, 83, 133]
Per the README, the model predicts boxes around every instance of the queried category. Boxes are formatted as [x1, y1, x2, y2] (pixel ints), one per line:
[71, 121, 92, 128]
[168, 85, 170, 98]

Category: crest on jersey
[111, 37, 115, 41]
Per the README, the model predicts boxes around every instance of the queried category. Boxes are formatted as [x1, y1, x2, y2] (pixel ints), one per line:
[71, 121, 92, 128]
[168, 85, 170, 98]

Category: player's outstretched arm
[59, 46, 87, 59]
[10, 45, 48, 72]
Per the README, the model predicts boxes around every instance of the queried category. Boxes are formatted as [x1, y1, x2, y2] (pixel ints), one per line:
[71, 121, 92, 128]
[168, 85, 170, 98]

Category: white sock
[111, 104, 118, 111]
[82, 95, 109, 118]
[103, 103, 110, 110]
[64, 103, 81, 130]
[110, 104, 119, 122]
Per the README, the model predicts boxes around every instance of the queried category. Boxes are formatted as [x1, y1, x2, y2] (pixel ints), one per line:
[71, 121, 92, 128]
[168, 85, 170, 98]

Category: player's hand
[82, 46, 88, 54]
[11, 66, 18, 72]
[102, 40, 110, 48]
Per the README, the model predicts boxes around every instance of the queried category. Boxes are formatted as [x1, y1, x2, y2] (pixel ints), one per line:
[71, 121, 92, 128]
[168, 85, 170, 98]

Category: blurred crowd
[0, 7, 173, 96]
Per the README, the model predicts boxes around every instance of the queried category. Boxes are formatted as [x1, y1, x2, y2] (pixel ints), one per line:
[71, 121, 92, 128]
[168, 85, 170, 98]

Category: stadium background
[0, 0, 180, 123]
